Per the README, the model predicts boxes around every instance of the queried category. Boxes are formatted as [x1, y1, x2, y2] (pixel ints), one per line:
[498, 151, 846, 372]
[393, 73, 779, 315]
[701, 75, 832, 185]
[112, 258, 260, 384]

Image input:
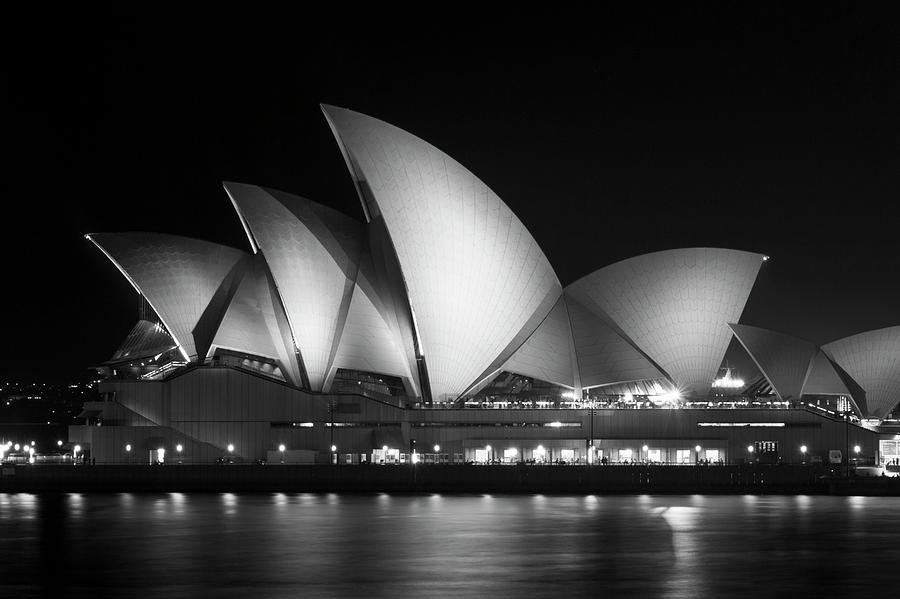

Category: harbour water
[0, 493, 896, 597]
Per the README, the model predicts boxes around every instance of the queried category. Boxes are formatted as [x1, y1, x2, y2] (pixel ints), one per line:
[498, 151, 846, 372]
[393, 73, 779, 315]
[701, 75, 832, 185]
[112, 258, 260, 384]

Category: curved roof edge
[85, 232, 250, 363]
[566, 247, 766, 396]
[567, 247, 768, 287]
[86, 233, 188, 362]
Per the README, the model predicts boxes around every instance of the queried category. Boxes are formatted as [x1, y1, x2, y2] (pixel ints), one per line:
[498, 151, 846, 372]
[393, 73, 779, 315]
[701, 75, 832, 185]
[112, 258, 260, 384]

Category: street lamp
[486, 444, 492, 464]
[800, 445, 807, 464]
[695, 445, 702, 465]
[74, 444, 81, 464]
[747, 445, 754, 453]
[176, 444, 183, 464]
[227, 444, 234, 454]
[57, 440, 63, 448]
[278, 444, 286, 464]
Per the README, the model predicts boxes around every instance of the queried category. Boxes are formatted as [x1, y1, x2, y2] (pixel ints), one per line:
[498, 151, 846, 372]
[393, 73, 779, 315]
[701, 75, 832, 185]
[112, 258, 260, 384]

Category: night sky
[4, 4, 898, 382]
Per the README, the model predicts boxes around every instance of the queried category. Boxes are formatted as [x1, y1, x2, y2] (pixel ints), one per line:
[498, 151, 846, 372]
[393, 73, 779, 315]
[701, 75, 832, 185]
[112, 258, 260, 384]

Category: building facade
[73, 105, 897, 466]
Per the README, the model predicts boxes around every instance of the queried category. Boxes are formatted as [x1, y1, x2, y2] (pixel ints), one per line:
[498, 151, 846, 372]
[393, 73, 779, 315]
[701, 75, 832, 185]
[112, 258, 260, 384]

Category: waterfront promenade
[3, 463, 898, 495]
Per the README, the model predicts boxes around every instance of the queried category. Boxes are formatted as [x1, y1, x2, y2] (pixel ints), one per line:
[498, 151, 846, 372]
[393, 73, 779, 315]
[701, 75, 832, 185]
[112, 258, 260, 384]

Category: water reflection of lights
[222, 492, 238, 515]
[848, 495, 866, 510]
[0, 493, 38, 521]
[119, 493, 134, 513]
[68, 493, 84, 518]
[658, 506, 706, 597]
[170, 492, 185, 516]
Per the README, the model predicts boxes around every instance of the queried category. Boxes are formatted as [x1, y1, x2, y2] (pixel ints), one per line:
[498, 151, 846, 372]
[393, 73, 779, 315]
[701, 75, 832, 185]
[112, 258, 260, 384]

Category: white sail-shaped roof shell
[326, 280, 418, 392]
[207, 256, 302, 386]
[824, 326, 900, 418]
[498, 293, 667, 391]
[567, 248, 765, 396]
[322, 105, 562, 401]
[729, 324, 819, 401]
[500, 296, 578, 389]
[224, 183, 362, 391]
[565, 294, 664, 390]
[86, 233, 246, 361]
[801, 350, 852, 398]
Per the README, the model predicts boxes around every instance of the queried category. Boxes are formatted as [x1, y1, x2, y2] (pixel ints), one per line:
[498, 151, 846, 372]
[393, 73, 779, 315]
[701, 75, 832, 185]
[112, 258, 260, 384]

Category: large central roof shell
[567, 248, 765, 395]
[322, 105, 562, 401]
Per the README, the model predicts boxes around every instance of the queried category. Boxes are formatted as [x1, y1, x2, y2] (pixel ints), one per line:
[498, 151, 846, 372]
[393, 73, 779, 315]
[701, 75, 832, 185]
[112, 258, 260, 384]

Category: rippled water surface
[1, 493, 897, 597]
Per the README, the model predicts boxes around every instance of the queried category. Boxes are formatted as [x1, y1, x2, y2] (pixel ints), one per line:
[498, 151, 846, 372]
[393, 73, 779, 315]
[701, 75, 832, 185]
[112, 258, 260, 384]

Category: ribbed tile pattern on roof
[90, 233, 246, 360]
[823, 326, 900, 418]
[109, 320, 177, 362]
[567, 248, 764, 396]
[224, 183, 363, 391]
[323, 105, 562, 401]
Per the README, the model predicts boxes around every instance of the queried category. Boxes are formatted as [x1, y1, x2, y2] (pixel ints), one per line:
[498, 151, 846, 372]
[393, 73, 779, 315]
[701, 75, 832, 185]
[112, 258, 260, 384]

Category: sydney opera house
[71, 105, 900, 467]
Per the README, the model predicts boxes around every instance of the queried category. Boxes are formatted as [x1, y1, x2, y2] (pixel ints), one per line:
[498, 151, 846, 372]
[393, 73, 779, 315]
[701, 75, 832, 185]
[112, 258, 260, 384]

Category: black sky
[4, 4, 899, 381]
